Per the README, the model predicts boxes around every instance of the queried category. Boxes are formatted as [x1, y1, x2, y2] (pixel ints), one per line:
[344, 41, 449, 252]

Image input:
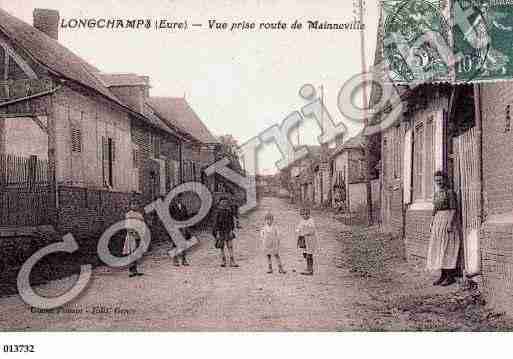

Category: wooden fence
[0, 154, 51, 226]
[0, 154, 48, 187]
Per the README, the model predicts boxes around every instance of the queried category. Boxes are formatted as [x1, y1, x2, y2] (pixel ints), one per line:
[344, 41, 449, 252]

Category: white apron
[426, 209, 460, 271]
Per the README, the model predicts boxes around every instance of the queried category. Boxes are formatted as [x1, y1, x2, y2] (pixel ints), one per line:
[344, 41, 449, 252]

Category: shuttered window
[414, 123, 424, 201]
[382, 137, 388, 180]
[412, 115, 437, 202]
[403, 129, 413, 204]
[152, 134, 161, 158]
[393, 127, 401, 179]
[71, 127, 82, 153]
[132, 145, 139, 168]
[425, 117, 434, 200]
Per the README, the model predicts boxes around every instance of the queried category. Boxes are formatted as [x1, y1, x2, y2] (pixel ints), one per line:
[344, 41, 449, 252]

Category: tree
[217, 134, 239, 155]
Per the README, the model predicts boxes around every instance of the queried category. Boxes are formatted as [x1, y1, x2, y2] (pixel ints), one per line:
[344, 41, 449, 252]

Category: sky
[1, 0, 379, 175]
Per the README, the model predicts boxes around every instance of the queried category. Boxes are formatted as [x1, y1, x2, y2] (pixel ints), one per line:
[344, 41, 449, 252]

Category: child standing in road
[260, 212, 286, 274]
[296, 207, 318, 276]
[213, 197, 239, 268]
[123, 198, 145, 278]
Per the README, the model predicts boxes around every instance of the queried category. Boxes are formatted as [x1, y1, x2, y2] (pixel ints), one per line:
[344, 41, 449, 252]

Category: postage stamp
[383, 0, 453, 83]
[381, 0, 513, 84]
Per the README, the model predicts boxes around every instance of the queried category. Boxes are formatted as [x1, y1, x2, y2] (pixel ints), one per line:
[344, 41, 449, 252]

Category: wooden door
[454, 127, 481, 276]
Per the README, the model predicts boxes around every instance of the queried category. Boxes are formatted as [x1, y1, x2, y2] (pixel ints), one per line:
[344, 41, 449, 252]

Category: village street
[1, 196, 511, 331]
[0, 197, 378, 331]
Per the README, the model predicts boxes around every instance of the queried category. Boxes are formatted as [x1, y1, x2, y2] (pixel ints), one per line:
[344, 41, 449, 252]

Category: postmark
[383, 0, 453, 83]
[382, 0, 494, 84]
[468, 0, 513, 82]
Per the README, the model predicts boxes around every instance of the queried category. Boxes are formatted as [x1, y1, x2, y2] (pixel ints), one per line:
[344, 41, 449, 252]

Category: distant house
[329, 133, 379, 216]
[281, 146, 322, 205]
[147, 97, 222, 214]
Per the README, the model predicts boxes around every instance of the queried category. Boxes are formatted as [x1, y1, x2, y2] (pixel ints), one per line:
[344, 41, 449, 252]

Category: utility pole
[359, 0, 373, 225]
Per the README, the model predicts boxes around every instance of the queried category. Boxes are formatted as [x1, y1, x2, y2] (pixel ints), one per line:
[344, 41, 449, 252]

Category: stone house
[312, 146, 332, 207]
[282, 146, 323, 205]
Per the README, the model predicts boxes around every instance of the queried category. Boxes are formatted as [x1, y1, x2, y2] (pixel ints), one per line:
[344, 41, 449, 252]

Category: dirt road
[1, 197, 388, 331]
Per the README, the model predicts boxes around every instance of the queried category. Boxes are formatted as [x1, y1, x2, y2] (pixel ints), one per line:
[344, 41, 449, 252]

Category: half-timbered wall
[0, 32, 51, 161]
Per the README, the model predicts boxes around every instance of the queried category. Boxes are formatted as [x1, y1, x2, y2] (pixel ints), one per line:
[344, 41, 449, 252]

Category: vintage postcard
[0, 0, 512, 356]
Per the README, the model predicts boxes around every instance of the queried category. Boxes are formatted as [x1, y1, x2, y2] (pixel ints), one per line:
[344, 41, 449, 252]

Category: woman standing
[427, 171, 461, 286]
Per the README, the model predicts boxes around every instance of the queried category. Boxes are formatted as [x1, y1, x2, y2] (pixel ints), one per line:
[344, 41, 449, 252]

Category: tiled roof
[147, 97, 219, 144]
[0, 8, 186, 138]
[143, 104, 177, 135]
[343, 133, 365, 148]
[330, 132, 365, 159]
[0, 8, 122, 106]
[98, 73, 149, 87]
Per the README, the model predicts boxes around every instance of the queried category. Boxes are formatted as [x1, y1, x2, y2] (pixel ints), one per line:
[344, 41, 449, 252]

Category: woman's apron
[426, 209, 460, 271]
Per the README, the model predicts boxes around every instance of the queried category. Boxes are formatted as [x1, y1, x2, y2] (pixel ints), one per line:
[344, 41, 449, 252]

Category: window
[506, 105, 511, 133]
[152, 134, 161, 158]
[383, 137, 387, 179]
[393, 127, 401, 179]
[414, 123, 424, 200]
[170, 160, 180, 187]
[132, 145, 139, 168]
[102, 136, 116, 188]
[358, 159, 365, 180]
[193, 162, 198, 181]
[71, 127, 82, 153]
[425, 117, 434, 199]
[412, 116, 436, 202]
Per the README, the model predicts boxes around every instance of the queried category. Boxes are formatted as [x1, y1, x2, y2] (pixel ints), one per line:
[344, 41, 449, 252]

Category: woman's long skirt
[426, 209, 461, 271]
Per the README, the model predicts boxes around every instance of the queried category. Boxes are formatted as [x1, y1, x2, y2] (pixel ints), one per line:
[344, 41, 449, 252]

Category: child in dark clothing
[170, 195, 191, 266]
[213, 198, 239, 268]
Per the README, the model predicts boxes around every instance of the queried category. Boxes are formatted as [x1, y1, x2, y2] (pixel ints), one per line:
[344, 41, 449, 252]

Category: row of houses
[0, 8, 242, 266]
[281, 139, 379, 223]
[280, 1, 513, 316]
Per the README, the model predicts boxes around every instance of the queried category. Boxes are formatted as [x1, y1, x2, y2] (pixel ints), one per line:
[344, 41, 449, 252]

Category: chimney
[33, 9, 60, 40]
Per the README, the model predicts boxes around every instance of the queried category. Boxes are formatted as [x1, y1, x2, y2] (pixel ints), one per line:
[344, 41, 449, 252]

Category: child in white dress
[296, 207, 318, 275]
[261, 212, 286, 274]
[123, 200, 145, 278]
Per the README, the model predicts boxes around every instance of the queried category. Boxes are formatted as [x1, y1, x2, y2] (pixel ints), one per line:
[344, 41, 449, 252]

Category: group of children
[261, 207, 318, 276]
[123, 192, 319, 277]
